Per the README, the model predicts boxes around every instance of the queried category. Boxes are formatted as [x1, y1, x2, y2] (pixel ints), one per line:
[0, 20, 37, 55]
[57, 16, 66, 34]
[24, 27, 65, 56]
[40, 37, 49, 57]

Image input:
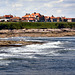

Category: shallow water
[0, 37, 75, 75]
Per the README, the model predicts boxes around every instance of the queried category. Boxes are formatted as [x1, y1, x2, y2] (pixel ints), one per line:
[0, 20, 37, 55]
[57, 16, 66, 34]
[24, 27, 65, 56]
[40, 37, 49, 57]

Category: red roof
[4, 15, 13, 18]
[62, 17, 66, 19]
[50, 17, 56, 19]
[28, 17, 35, 20]
[31, 13, 41, 18]
[22, 12, 42, 18]
[10, 17, 21, 19]
[44, 16, 50, 19]
[56, 17, 61, 19]
[22, 15, 31, 17]
[67, 18, 72, 20]
[22, 15, 35, 18]
[0, 16, 3, 19]
[22, 17, 35, 21]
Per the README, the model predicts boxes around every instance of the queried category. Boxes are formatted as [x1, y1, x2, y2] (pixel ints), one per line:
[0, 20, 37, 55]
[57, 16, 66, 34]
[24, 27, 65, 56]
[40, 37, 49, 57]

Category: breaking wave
[0, 37, 75, 66]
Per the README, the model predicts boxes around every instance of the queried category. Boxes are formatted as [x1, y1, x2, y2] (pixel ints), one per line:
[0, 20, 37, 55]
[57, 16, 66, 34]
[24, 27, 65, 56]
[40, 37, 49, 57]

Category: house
[22, 13, 35, 22]
[56, 17, 62, 22]
[22, 12, 45, 22]
[10, 17, 21, 22]
[67, 18, 72, 22]
[0, 19, 10, 22]
[31, 12, 45, 22]
[61, 17, 67, 22]
[31, 12, 41, 22]
[0, 16, 4, 19]
[0, 15, 13, 22]
[66, 18, 75, 22]
[50, 15, 57, 22]
[44, 16, 50, 22]
[0, 16, 4, 22]
[72, 18, 75, 22]
[39, 15, 45, 22]
[3, 15, 13, 19]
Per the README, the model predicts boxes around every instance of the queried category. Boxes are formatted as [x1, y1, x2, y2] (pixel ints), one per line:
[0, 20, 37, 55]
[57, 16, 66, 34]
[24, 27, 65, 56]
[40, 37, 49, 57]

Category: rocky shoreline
[0, 29, 75, 47]
[0, 28, 75, 38]
[0, 31, 75, 38]
[0, 40, 44, 47]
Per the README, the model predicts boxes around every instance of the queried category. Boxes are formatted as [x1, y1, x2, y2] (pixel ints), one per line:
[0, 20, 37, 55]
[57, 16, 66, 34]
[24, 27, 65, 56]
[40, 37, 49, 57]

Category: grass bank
[0, 22, 75, 30]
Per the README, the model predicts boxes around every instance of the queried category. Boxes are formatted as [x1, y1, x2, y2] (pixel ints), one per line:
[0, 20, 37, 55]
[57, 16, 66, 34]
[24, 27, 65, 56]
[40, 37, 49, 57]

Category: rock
[0, 40, 44, 47]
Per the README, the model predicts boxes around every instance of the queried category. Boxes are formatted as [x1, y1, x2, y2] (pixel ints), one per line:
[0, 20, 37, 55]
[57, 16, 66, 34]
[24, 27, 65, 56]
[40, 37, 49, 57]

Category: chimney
[34, 12, 36, 14]
[26, 13, 30, 15]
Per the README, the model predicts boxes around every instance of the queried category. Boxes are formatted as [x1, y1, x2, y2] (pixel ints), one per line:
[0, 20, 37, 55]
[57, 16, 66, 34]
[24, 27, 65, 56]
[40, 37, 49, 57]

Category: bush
[0, 22, 75, 30]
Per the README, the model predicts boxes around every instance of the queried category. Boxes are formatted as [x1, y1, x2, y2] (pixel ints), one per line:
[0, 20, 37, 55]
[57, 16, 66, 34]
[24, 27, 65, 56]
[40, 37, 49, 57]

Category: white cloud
[0, 0, 75, 18]
[57, 0, 64, 3]
[44, 3, 53, 7]
[44, 0, 64, 7]
[63, 3, 75, 7]
[50, 0, 64, 3]
[18, 0, 35, 1]
[56, 9, 62, 13]
[12, 3, 23, 7]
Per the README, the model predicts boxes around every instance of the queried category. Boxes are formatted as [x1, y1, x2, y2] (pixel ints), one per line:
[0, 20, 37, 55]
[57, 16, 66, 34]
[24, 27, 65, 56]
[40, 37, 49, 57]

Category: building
[72, 18, 75, 22]
[56, 17, 62, 22]
[61, 17, 67, 22]
[22, 12, 45, 22]
[50, 15, 57, 22]
[0, 15, 13, 22]
[0, 19, 10, 22]
[44, 16, 50, 22]
[3, 15, 13, 19]
[22, 13, 35, 22]
[10, 17, 21, 22]
[0, 16, 4, 19]
[0, 13, 75, 22]
[67, 18, 72, 22]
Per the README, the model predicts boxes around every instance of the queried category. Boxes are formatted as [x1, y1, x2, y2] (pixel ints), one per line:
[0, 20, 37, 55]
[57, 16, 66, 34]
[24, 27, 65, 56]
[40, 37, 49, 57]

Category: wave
[0, 39, 74, 66]
[26, 41, 62, 49]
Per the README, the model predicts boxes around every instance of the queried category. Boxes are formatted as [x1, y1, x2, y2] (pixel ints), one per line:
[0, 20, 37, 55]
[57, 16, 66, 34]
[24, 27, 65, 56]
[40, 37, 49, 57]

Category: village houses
[0, 12, 75, 22]
[22, 12, 45, 22]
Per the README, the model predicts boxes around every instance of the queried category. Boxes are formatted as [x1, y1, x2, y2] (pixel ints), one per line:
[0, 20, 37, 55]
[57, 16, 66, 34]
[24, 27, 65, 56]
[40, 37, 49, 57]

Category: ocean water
[0, 37, 75, 75]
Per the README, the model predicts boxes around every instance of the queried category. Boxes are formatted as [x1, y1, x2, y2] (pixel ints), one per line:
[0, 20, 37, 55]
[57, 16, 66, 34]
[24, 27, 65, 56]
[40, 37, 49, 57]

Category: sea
[0, 36, 75, 75]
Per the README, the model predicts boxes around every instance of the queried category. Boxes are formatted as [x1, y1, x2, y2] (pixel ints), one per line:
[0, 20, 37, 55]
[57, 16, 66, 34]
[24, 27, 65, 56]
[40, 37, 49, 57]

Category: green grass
[0, 22, 75, 30]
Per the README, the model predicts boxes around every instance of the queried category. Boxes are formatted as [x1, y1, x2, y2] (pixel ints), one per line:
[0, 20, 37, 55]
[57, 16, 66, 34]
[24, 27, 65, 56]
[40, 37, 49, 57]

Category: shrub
[0, 22, 75, 30]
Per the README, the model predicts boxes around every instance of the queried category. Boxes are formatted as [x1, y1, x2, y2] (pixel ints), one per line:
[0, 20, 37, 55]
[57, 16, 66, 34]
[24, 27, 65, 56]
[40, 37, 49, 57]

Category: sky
[0, 0, 75, 18]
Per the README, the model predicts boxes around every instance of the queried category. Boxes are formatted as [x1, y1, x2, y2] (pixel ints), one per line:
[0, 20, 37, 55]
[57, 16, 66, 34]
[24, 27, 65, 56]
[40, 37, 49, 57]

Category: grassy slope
[0, 22, 75, 29]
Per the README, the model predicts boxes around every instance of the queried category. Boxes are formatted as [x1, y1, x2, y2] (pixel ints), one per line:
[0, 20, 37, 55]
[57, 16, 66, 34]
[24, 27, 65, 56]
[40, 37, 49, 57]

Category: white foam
[26, 41, 62, 49]
[0, 60, 12, 66]
[0, 41, 64, 61]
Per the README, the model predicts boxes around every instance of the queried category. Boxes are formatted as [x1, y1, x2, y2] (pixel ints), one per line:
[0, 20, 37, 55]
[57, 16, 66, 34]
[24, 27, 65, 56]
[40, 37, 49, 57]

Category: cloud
[44, 0, 64, 7]
[57, 0, 64, 3]
[44, 3, 53, 7]
[0, 0, 75, 18]
[56, 9, 62, 13]
[12, 3, 23, 7]
[63, 3, 75, 7]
